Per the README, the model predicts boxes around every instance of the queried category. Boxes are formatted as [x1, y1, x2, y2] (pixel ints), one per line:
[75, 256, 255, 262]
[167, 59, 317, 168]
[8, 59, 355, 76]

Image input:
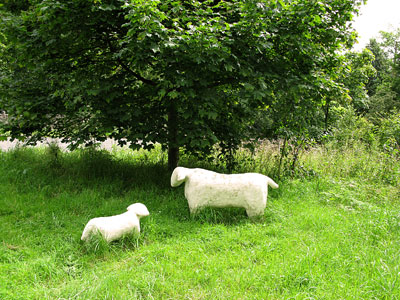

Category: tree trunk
[167, 100, 179, 171]
[168, 146, 179, 171]
[277, 137, 287, 180]
[324, 98, 331, 132]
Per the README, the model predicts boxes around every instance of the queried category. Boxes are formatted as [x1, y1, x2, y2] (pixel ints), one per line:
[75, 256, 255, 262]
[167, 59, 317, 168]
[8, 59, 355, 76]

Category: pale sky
[352, 0, 400, 51]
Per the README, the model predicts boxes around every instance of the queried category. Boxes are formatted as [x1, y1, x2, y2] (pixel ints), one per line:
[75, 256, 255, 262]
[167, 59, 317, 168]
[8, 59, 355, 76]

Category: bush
[368, 85, 398, 117]
[327, 106, 376, 147]
[375, 111, 400, 156]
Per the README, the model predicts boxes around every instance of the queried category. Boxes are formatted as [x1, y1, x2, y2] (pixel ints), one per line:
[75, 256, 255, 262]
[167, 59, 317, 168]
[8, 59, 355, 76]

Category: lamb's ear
[127, 203, 150, 217]
[171, 167, 188, 187]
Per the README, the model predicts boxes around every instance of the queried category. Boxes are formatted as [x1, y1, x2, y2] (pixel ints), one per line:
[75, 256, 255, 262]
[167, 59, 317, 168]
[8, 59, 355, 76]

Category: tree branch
[117, 58, 157, 86]
[204, 77, 237, 89]
[103, 33, 157, 86]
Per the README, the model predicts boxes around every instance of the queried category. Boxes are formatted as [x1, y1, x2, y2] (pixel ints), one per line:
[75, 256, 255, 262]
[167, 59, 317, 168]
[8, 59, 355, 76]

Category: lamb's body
[81, 203, 149, 242]
[171, 167, 278, 217]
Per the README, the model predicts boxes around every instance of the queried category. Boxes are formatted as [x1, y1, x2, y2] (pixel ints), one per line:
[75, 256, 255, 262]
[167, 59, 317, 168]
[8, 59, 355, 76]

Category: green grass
[1, 144, 399, 299]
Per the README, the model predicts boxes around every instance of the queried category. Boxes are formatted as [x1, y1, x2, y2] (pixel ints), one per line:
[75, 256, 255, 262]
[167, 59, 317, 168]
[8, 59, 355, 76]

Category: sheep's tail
[81, 222, 95, 241]
[267, 177, 279, 189]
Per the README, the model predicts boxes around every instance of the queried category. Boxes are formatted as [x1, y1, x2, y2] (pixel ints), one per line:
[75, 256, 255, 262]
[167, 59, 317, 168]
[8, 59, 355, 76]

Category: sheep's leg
[189, 206, 199, 215]
[186, 196, 199, 215]
[246, 208, 264, 218]
[188, 202, 201, 215]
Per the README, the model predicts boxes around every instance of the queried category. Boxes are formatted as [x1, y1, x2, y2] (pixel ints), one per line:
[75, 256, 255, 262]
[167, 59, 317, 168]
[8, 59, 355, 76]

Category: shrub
[375, 111, 400, 156]
[328, 106, 376, 147]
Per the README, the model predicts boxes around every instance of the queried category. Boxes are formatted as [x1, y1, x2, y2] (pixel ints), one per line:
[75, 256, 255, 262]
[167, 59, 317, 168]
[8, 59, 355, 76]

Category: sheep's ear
[171, 167, 187, 187]
[176, 169, 187, 182]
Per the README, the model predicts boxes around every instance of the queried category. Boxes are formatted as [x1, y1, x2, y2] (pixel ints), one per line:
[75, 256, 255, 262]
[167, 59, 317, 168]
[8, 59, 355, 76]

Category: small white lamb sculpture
[171, 167, 279, 217]
[81, 203, 149, 242]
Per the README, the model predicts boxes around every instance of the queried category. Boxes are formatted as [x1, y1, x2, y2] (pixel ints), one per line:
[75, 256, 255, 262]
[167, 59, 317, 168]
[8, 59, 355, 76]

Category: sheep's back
[184, 172, 267, 208]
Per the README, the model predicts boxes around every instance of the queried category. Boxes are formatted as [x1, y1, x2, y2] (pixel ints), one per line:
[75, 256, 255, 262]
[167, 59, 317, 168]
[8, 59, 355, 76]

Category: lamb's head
[127, 203, 150, 218]
[170, 167, 189, 187]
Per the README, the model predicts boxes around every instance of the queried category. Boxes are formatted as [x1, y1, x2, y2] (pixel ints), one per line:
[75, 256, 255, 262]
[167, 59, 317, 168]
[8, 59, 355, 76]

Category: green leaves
[0, 0, 365, 167]
[168, 90, 179, 99]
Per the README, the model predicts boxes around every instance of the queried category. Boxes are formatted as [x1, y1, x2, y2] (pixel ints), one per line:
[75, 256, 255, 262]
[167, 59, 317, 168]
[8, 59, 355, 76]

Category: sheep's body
[81, 203, 149, 242]
[171, 167, 278, 217]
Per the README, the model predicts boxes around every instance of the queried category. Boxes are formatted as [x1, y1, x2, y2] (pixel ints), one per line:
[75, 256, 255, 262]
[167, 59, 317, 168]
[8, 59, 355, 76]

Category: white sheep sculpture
[81, 203, 149, 242]
[171, 167, 279, 217]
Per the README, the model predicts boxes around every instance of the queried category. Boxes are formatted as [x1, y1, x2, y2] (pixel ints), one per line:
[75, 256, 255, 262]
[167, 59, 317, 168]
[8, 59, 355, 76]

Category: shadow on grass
[79, 231, 144, 255]
[190, 207, 253, 225]
[0, 146, 171, 194]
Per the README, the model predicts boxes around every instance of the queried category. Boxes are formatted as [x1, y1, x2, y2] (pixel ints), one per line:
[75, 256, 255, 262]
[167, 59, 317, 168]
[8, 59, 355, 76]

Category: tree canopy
[0, 0, 364, 169]
[365, 28, 400, 117]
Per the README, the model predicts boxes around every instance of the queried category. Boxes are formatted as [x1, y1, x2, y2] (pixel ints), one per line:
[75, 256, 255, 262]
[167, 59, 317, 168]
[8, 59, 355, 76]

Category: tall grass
[0, 142, 399, 299]
[231, 139, 399, 187]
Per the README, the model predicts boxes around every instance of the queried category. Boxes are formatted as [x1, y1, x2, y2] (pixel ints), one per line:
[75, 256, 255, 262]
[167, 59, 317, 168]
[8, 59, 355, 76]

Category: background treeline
[266, 28, 400, 177]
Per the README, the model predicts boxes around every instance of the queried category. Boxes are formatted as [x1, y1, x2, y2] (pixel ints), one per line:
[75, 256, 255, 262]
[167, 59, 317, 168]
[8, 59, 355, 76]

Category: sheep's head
[170, 167, 189, 187]
[127, 203, 150, 218]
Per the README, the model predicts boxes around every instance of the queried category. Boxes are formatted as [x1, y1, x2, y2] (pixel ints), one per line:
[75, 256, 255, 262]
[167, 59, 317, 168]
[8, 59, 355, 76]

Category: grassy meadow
[0, 143, 399, 299]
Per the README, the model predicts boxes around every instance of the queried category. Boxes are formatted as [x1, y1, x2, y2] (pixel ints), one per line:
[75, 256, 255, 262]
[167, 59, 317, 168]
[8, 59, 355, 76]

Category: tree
[340, 49, 376, 114]
[0, 0, 365, 170]
[365, 29, 400, 117]
[366, 38, 390, 96]
[380, 29, 400, 101]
